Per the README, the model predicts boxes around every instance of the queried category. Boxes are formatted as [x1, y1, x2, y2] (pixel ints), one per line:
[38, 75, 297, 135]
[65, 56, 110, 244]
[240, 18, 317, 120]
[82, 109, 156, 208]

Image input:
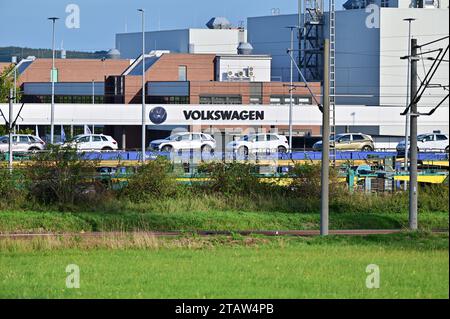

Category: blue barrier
[81, 150, 448, 162]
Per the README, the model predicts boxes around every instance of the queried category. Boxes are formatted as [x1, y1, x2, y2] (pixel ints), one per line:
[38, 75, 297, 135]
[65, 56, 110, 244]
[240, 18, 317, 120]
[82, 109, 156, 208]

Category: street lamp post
[138, 9, 146, 163]
[48, 17, 59, 144]
[403, 18, 415, 190]
[286, 26, 298, 153]
[12, 56, 17, 103]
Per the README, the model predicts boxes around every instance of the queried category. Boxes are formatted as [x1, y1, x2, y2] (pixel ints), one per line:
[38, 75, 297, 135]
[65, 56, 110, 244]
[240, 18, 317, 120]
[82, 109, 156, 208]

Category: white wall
[1, 104, 447, 137]
[116, 29, 247, 59]
[379, 8, 449, 108]
[189, 29, 246, 54]
[215, 56, 271, 82]
[116, 29, 190, 59]
[247, 8, 449, 108]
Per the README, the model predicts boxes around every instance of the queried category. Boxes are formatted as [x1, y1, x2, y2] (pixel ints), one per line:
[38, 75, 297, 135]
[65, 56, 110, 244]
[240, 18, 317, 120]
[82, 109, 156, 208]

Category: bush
[121, 157, 178, 202]
[288, 162, 342, 198]
[0, 168, 26, 208]
[25, 145, 100, 206]
[197, 162, 270, 196]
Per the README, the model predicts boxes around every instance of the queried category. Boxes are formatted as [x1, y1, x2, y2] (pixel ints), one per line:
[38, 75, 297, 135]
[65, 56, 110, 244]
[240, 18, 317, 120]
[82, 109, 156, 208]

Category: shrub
[0, 168, 26, 208]
[25, 145, 100, 206]
[121, 157, 178, 202]
[288, 162, 342, 198]
[197, 162, 269, 196]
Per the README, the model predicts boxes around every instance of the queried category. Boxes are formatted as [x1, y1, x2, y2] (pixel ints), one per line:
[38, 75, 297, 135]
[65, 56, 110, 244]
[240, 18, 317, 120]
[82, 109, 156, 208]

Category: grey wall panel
[146, 82, 189, 96]
[24, 82, 105, 96]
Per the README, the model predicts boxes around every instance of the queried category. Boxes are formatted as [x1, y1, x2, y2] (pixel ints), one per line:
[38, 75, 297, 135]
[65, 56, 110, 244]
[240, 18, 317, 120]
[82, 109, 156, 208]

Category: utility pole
[8, 89, 13, 173]
[138, 9, 146, 163]
[92, 80, 95, 134]
[48, 17, 59, 144]
[409, 38, 418, 230]
[320, 39, 330, 236]
[288, 26, 295, 152]
[403, 18, 415, 190]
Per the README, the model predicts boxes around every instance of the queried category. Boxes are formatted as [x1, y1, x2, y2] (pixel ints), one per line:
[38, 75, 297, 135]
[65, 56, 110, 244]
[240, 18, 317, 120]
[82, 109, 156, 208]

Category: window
[297, 97, 312, 105]
[178, 66, 187, 81]
[148, 96, 189, 104]
[92, 136, 102, 142]
[199, 96, 213, 104]
[436, 135, 448, 141]
[199, 96, 242, 105]
[422, 135, 434, 142]
[19, 136, 29, 144]
[228, 96, 242, 104]
[270, 96, 312, 105]
[270, 97, 282, 105]
[77, 136, 90, 143]
[381, 0, 389, 7]
[352, 134, 365, 141]
[255, 134, 266, 142]
[214, 96, 227, 104]
[249, 97, 262, 105]
[101, 136, 108, 142]
[267, 134, 279, 141]
[339, 135, 351, 142]
[192, 134, 201, 141]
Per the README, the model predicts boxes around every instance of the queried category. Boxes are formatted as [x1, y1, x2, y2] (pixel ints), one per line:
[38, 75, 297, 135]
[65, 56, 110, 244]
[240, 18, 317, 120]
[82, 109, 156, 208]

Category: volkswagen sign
[149, 106, 167, 125]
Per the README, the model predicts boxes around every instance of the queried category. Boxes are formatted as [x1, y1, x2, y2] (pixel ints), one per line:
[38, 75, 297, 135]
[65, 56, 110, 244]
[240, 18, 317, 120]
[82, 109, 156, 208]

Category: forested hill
[0, 46, 108, 62]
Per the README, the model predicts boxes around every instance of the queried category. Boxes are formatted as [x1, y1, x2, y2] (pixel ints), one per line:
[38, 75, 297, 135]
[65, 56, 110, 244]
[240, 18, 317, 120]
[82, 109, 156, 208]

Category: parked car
[63, 134, 118, 151]
[313, 133, 374, 151]
[226, 133, 289, 155]
[149, 132, 216, 153]
[396, 133, 449, 153]
[0, 134, 46, 153]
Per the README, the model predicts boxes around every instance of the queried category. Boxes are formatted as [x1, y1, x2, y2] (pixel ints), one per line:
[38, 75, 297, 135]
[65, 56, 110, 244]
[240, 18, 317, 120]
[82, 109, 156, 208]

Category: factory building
[116, 17, 247, 59]
[247, 1, 449, 107]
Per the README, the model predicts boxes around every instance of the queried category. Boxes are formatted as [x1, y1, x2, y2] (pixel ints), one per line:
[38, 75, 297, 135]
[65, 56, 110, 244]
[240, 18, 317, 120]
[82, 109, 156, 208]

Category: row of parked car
[0, 134, 119, 153]
[1, 132, 448, 153]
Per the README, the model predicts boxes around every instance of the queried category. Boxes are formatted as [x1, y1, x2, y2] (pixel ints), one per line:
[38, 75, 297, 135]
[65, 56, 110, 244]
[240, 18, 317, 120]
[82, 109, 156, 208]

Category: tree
[0, 64, 15, 103]
[0, 64, 24, 136]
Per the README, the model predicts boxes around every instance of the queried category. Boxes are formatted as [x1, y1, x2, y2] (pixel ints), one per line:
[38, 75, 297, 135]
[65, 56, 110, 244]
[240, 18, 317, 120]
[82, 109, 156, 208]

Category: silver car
[0, 134, 46, 153]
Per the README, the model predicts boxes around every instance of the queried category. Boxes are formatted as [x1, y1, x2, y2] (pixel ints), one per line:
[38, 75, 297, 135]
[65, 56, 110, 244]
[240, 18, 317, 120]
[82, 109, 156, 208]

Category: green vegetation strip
[0, 210, 448, 233]
[0, 233, 448, 298]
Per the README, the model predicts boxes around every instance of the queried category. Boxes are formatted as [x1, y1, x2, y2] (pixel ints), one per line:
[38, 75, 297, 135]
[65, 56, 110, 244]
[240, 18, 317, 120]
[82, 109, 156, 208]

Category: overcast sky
[0, 0, 345, 51]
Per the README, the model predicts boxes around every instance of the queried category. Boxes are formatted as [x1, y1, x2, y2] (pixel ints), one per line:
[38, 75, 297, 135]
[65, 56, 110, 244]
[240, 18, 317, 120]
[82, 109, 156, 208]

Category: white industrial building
[247, 1, 449, 108]
[116, 17, 247, 59]
[215, 54, 272, 82]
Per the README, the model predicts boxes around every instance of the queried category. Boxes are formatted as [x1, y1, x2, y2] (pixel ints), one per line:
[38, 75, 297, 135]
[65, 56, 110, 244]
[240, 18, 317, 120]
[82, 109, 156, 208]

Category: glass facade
[147, 96, 190, 104]
[22, 95, 105, 104]
[199, 95, 242, 105]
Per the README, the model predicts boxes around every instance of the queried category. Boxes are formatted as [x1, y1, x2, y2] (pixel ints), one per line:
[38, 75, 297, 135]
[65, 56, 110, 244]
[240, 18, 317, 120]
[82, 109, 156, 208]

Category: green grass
[0, 233, 448, 299]
[0, 209, 448, 233]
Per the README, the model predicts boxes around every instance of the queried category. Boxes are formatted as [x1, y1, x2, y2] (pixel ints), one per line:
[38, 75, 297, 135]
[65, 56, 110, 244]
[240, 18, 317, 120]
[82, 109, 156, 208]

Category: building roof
[17, 58, 131, 84]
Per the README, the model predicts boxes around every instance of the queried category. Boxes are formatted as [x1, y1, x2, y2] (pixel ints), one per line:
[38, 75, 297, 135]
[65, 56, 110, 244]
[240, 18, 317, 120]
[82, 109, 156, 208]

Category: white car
[226, 133, 290, 155]
[64, 134, 118, 151]
[149, 132, 216, 153]
[0, 134, 46, 153]
[397, 133, 449, 153]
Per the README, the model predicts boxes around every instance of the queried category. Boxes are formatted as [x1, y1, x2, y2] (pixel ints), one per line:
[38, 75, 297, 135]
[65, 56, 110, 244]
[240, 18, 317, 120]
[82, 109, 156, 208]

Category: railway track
[0, 229, 448, 239]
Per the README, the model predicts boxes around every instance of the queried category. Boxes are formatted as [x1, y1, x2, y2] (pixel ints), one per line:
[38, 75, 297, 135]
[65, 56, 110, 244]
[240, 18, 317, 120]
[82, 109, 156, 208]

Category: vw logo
[149, 107, 167, 125]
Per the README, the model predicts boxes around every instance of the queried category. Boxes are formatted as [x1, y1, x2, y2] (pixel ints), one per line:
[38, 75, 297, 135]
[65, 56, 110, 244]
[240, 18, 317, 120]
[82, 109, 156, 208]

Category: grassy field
[0, 232, 448, 299]
[0, 209, 448, 233]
